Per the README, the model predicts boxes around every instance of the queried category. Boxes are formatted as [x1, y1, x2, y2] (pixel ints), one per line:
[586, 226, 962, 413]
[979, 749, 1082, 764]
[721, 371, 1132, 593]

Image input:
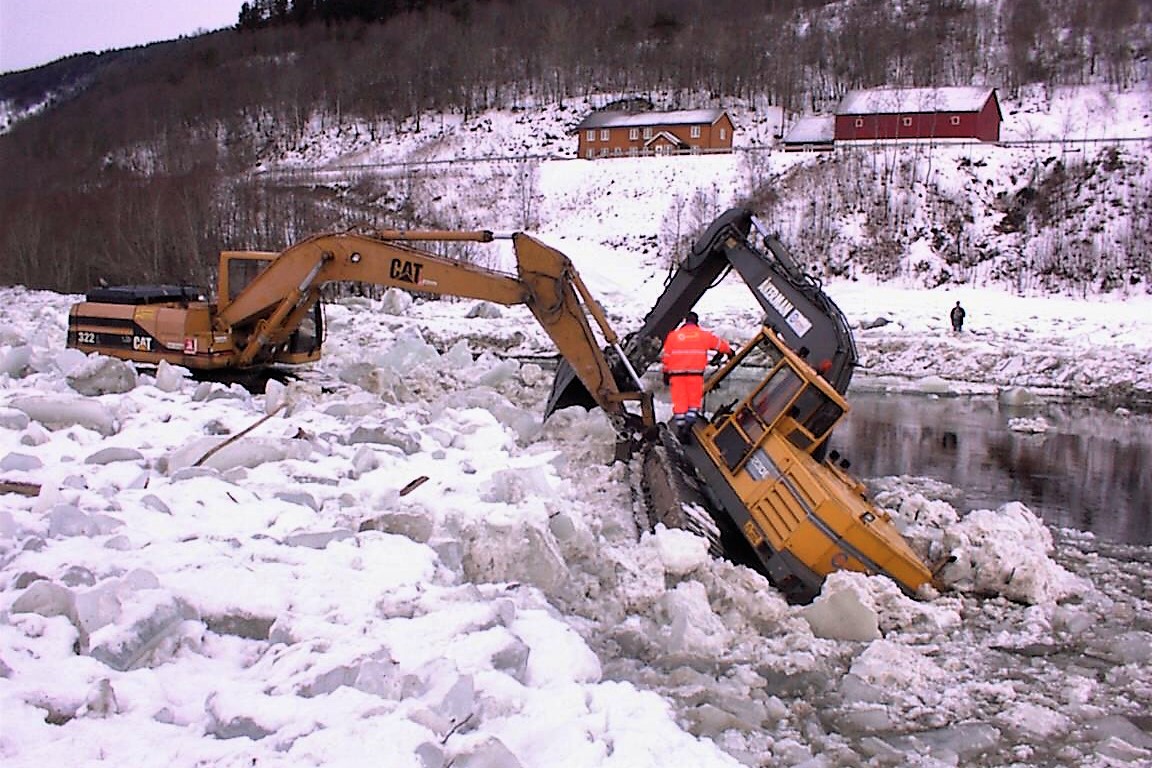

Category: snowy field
[1, 251, 1151, 767]
[2, 83, 1151, 768]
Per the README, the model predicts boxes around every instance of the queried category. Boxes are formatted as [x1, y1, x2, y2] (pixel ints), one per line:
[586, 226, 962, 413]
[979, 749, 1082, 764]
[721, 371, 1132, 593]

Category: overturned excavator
[547, 207, 935, 602]
[67, 210, 936, 603]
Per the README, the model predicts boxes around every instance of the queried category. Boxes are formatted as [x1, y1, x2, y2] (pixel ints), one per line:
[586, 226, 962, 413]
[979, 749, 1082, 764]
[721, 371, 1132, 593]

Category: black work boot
[673, 415, 691, 442]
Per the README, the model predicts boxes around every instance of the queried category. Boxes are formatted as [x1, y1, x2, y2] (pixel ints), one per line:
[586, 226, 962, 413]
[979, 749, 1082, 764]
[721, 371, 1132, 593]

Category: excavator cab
[219, 251, 324, 365]
[703, 328, 846, 461]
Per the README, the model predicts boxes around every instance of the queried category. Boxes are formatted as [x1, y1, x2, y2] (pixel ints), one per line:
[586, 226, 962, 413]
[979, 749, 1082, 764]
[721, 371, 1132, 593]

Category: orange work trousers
[668, 373, 704, 416]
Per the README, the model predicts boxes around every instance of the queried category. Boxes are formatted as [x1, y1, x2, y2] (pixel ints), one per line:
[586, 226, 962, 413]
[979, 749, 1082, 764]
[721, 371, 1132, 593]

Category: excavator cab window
[709, 361, 805, 472]
[704, 326, 848, 472]
[226, 257, 272, 302]
[739, 366, 804, 440]
[783, 387, 844, 452]
[703, 329, 785, 418]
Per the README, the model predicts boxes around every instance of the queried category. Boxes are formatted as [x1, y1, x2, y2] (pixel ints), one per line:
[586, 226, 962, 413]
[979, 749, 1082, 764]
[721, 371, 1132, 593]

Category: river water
[831, 388, 1152, 546]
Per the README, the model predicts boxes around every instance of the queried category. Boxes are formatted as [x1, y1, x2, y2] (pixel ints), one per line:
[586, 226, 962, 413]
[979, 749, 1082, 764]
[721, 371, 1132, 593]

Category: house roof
[643, 130, 688, 149]
[576, 108, 730, 130]
[784, 115, 835, 144]
[836, 87, 997, 115]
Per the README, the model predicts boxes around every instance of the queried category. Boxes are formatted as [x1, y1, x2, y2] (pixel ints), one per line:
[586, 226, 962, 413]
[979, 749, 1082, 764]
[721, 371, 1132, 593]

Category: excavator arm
[214, 229, 653, 437]
[546, 206, 858, 416]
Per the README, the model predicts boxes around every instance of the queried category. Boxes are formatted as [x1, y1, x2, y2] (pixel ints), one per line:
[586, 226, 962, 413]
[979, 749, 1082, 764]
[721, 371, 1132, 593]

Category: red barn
[574, 109, 735, 159]
[834, 87, 1002, 143]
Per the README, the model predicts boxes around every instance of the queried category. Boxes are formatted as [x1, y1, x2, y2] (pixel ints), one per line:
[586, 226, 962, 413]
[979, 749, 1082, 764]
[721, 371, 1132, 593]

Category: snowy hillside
[255, 86, 1152, 296]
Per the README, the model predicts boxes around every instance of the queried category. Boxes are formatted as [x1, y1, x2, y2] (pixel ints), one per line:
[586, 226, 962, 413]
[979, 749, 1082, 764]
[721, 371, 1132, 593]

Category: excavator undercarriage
[634, 425, 725, 555]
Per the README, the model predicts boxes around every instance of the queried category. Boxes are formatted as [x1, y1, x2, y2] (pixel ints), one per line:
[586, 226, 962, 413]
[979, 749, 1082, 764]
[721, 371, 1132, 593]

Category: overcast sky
[0, 0, 243, 74]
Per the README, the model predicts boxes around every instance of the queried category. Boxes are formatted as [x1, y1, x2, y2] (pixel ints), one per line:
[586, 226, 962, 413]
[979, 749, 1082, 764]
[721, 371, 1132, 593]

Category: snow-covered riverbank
[1, 275, 1150, 767]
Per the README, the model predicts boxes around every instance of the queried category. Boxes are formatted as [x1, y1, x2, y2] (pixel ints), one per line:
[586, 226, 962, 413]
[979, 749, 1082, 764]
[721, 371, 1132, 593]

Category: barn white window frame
[719, 128, 727, 140]
[600, 129, 610, 141]
[854, 118, 864, 128]
[690, 125, 701, 138]
[629, 128, 639, 140]
[950, 115, 961, 126]
[586, 129, 596, 142]
[901, 117, 912, 127]
[643, 127, 653, 139]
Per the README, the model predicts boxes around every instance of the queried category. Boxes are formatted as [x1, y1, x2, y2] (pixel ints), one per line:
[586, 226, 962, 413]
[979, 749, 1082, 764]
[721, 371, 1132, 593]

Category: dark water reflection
[831, 390, 1152, 546]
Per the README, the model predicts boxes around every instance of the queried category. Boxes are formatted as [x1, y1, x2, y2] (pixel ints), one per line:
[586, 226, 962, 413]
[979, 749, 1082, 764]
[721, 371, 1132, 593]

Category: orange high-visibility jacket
[662, 323, 732, 375]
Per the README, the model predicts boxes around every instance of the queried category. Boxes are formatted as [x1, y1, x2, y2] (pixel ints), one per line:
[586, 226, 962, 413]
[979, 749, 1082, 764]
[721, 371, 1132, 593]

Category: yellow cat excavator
[67, 214, 936, 603]
[67, 230, 654, 447]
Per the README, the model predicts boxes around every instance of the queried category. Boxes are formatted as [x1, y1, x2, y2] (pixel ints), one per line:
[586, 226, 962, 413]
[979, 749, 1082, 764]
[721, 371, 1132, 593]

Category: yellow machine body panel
[67, 296, 244, 370]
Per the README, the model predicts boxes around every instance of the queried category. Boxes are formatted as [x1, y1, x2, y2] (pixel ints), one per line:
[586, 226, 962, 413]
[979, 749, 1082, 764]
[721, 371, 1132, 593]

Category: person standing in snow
[661, 311, 733, 440]
[950, 301, 967, 333]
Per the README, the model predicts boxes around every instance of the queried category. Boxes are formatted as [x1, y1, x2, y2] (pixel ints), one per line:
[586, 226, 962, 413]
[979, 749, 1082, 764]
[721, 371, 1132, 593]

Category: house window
[690, 125, 701, 138]
[854, 118, 864, 128]
[600, 129, 610, 141]
[599, 148, 608, 157]
[586, 129, 596, 142]
[902, 117, 912, 127]
[719, 128, 727, 141]
[950, 116, 961, 126]
[629, 128, 639, 140]
[643, 127, 653, 139]
[586, 149, 595, 159]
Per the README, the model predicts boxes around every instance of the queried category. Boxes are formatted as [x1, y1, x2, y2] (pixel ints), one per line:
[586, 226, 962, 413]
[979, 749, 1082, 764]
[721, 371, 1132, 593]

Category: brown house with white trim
[574, 109, 735, 159]
[835, 87, 1002, 143]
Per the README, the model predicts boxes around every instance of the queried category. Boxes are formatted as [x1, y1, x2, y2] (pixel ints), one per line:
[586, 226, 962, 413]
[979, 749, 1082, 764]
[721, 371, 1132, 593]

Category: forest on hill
[0, 0, 1149, 293]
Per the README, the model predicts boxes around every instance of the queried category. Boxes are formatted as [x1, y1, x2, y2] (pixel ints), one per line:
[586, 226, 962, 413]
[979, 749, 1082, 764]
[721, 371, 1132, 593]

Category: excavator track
[632, 425, 724, 555]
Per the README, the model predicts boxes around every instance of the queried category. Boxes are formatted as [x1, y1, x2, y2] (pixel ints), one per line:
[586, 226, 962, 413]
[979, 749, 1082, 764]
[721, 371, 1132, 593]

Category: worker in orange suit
[662, 311, 733, 440]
